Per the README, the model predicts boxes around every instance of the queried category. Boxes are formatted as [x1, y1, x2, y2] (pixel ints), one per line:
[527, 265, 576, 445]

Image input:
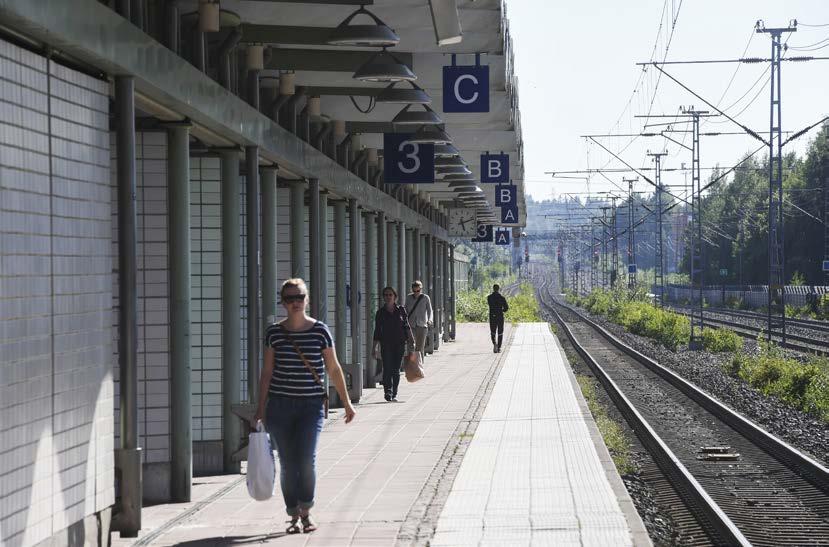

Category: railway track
[538, 282, 829, 546]
[666, 305, 829, 356]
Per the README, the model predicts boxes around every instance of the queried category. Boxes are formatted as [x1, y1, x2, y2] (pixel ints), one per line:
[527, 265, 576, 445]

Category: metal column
[220, 149, 241, 473]
[290, 181, 305, 278]
[349, 198, 363, 401]
[432, 236, 440, 350]
[387, 221, 397, 292]
[261, 167, 278, 323]
[309, 179, 321, 318]
[413, 228, 421, 281]
[334, 201, 347, 365]
[168, 123, 192, 503]
[442, 240, 450, 341]
[364, 212, 378, 387]
[377, 212, 387, 290]
[397, 221, 406, 296]
[114, 75, 141, 537]
[449, 245, 456, 340]
[319, 192, 329, 322]
[405, 228, 414, 289]
[245, 147, 260, 400]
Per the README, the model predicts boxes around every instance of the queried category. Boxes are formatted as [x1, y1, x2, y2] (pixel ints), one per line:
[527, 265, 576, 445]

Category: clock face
[449, 209, 477, 236]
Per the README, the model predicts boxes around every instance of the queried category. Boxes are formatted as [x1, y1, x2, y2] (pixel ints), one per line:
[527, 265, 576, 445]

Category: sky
[505, 0, 829, 203]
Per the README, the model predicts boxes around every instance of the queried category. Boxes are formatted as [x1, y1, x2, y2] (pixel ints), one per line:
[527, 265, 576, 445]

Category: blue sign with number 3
[383, 133, 434, 184]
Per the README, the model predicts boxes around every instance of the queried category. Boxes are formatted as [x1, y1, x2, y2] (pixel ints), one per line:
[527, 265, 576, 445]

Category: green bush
[728, 342, 829, 423]
[456, 283, 541, 323]
[456, 289, 488, 322]
[701, 328, 743, 353]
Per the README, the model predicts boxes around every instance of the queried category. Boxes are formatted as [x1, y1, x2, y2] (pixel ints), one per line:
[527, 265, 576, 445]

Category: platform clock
[449, 209, 477, 237]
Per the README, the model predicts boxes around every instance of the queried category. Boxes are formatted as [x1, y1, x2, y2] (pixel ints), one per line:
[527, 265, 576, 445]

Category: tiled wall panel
[0, 40, 113, 547]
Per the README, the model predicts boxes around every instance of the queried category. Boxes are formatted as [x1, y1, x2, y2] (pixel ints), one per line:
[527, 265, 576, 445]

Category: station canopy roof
[186, 0, 525, 227]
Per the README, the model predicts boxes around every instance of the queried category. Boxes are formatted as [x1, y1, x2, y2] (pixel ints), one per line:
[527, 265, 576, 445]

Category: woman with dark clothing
[253, 278, 356, 535]
[372, 286, 415, 402]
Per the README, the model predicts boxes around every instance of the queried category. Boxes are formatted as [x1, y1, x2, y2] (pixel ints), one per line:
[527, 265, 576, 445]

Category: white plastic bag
[246, 421, 275, 501]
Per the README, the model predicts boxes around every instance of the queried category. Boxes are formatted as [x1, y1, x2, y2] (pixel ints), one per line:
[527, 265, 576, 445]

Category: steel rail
[541, 286, 750, 546]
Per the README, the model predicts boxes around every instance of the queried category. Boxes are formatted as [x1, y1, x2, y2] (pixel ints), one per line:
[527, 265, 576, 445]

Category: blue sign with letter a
[472, 223, 493, 243]
[443, 65, 489, 113]
[501, 205, 518, 224]
[494, 229, 510, 245]
[495, 184, 516, 207]
[383, 133, 434, 184]
[481, 154, 509, 183]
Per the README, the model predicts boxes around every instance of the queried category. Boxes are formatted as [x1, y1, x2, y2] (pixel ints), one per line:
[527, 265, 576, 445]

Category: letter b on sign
[443, 65, 489, 113]
[384, 133, 434, 184]
[481, 154, 509, 183]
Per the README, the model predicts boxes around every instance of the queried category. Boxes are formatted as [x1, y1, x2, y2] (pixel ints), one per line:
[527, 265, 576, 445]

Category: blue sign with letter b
[481, 154, 509, 183]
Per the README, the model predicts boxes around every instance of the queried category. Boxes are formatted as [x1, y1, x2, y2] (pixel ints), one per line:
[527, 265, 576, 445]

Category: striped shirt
[264, 321, 333, 398]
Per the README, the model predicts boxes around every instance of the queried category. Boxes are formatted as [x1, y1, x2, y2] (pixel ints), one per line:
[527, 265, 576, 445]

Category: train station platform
[112, 323, 648, 547]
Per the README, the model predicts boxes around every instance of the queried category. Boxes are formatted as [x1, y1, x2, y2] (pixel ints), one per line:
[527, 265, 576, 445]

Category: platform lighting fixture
[434, 143, 460, 157]
[409, 125, 451, 145]
[436, 165, 472, 175]
[199, 0, 221, 33]
[428, 0, 463, 46]
[392, 104, 442, 125]
[328, 6, 400, 47]
[435, 156, 465, 167]
[353, 49, 416, 82]
[375, 81, 432, 104]
[441, 172, 476, 181]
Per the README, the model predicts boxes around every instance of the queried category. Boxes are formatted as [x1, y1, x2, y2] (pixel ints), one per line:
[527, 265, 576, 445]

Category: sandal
[301, 515, 317, 533]
[286, 517, 301, 534]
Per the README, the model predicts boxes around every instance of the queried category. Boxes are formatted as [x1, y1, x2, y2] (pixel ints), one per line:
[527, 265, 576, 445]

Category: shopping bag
[246, 421, 275, 501]
[404, 351, 425, 383]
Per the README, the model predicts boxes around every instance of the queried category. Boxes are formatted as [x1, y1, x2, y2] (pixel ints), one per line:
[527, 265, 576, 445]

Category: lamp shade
[375, 82, 432, 104]
[328, 6, 400, 47]
[434, 143, 460, 157]
[392, 104, 442, 125]
[354, 50, 416, 82]
[409, 126, 451, 145]
[435, 156, 465, 167]
[435, 165, 472, 175]
[440, 172, 475, 181]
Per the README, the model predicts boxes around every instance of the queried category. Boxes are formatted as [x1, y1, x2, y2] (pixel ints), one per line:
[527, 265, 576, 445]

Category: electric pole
[647, 151, 668, 305]
[624, 177, 638, 289]
[757, 20, 796, 344]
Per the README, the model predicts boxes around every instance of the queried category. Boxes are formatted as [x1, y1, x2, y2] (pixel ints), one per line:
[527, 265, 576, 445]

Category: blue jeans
[265, 396, 325, 516]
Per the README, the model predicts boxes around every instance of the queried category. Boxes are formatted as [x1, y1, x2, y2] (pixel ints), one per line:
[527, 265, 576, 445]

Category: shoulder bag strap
[407, 294, 424, 315]
[286, 332, 328, 399]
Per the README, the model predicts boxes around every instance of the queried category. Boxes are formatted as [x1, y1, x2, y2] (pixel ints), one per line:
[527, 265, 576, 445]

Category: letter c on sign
[454, 74, 479, 105]
[397, 140, 420, 174]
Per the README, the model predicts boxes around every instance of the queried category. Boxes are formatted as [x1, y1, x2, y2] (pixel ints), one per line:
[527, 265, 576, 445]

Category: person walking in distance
[487, 284, 509, 353]
[253, 278, 356, 535]
[373, 287, 415, 402]
[404, 280, 433, 359]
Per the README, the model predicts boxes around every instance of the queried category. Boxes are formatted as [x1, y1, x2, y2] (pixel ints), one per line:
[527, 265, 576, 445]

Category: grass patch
[701, 328, 743, 353]
[576, 376, 636, 475]
[727, 341, 829, 423]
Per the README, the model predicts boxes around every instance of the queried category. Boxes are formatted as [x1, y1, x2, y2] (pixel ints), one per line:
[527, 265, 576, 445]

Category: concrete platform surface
[111, 322, 648, 546]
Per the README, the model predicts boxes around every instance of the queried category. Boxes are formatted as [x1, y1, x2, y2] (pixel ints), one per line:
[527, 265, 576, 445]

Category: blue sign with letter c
[443, 65, 489, 113]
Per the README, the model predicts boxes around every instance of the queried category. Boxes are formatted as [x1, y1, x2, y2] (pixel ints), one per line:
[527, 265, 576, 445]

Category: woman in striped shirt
[253, 278, 355, 534]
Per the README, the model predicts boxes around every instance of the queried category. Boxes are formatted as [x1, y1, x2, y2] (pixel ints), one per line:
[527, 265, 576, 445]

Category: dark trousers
[380, 343, 404, 398]
[489, 314, 504, 348]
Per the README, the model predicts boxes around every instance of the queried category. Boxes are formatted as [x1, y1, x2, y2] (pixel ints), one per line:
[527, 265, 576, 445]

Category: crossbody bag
[286, 333, 330, 414]
[407, 294, 424, 319]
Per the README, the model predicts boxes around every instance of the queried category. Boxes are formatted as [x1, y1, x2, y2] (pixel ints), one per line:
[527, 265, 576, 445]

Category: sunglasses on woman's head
[283, 294, 306, 303]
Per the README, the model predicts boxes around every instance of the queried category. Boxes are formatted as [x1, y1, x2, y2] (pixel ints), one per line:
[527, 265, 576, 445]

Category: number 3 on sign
[398, 141, 420, 174]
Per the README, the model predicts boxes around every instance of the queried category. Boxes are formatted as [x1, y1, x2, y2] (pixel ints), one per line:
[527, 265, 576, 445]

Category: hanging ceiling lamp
[328, 6, 400, 47]
[435, 156, 465, 167]
[409, 126, 451, 145]
[441, 172, 475, 181]
[392, 104, 442, 125]
[435, 165, 471, 175]
[434, 143, 460, 157]
[375, 81, 431, 104]
[353, 49, 416, 82]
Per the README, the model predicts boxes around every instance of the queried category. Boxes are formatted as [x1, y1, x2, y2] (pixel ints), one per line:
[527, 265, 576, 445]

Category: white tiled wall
[0, 40, 113, 547]
[111, 131, 171, 470]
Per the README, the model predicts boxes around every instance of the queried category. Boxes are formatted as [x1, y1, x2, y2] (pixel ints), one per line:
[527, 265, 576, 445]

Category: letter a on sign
[384, 133, 434, 184]
[480, 154, 509, 183]
[495, 230, 510, 245]
[501, 205, 518, 224]
[443, 64, 489, 113]
[471, 224, 493, 243]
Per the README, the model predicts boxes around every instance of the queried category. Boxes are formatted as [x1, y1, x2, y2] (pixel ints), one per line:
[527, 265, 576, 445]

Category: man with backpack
[404, 280, 433, 359]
